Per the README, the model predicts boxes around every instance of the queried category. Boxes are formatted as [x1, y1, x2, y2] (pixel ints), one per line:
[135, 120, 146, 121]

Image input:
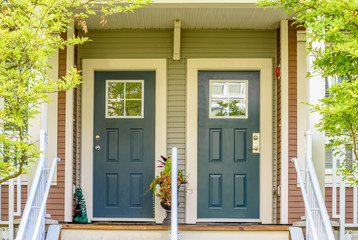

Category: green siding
[78, 29, 277, 223]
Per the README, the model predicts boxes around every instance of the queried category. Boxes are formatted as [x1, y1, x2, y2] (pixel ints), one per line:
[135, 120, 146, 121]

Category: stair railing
[291, 130, 335, 240]
[170, 147, 178, 240]
[15, 130, 60, 240]
[331, 140, 358, 239]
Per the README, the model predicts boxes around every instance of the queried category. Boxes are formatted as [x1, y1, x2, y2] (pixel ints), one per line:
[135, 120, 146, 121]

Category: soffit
[81, 7, 295, 30]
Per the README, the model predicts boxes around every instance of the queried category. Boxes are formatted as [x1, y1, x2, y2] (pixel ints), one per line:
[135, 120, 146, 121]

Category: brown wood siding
[325, 187, 356, 223]
[47, 32, 67, 221]
[287, 21, 304, 224]
[1, 185, 27, 220]
[276, 27, 281, 224]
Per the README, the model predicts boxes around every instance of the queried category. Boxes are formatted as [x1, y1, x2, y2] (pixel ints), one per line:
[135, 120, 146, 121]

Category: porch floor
[61, 222, 291, 231]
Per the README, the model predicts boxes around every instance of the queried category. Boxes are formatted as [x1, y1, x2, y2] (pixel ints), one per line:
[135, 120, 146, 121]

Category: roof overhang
[81, 1, 295, 30]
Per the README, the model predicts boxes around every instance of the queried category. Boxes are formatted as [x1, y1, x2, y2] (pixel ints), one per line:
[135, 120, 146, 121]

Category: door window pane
[106, 80, 144, 118]
[126, 82, 142, 99]
[125, 100, 142, 116]
[209, 80, 248, 118]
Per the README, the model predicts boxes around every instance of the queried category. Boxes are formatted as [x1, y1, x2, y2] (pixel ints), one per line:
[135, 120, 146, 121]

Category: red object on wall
[275, 66, 280, 78]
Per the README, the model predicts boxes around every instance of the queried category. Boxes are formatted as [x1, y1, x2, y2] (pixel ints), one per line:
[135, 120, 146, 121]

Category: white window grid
[208, 80, 248, 119]
[105, 80, 144, 119]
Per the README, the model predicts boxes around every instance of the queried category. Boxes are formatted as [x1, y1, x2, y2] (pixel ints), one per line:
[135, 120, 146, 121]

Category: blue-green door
[198, 71, 260, 219]
[93, 71, 155, 219]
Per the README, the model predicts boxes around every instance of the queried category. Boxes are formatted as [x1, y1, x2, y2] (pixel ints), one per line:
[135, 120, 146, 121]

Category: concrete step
[60, 224, 291, 240]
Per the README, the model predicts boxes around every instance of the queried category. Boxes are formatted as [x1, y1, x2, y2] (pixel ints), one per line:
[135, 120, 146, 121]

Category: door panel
[93, 71, 155, 219]
[198, 71, 260, 219]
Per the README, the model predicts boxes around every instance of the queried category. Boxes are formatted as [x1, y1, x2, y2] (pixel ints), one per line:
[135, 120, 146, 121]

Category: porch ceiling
[81, 6, 295, 30]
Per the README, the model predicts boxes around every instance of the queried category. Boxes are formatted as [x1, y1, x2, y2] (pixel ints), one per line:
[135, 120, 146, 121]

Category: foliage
[0, 0, 150, 184]
[148, 156, 186, 207]
[215, 100, 245, 117]
[259, 0, 358, 183]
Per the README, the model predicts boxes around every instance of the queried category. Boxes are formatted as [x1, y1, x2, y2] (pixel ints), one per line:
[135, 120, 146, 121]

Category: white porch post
[280, 20, 289, 224]
[297, 31, 309, 174]
[47, 44, 59, 185]
[307, 34, 326, 194]
[64, 22, 75, 222]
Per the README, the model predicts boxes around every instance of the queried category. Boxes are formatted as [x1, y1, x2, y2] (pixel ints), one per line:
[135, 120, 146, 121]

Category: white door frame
[81, 59, 167, 223]
[185, 58, 273, 224]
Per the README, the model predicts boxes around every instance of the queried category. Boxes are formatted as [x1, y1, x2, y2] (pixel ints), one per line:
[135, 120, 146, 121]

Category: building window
[325, 138, 352, 170]
[105, 80, 144, 118]
[209, 80, 248, 118]
[324, 76, 352, 170]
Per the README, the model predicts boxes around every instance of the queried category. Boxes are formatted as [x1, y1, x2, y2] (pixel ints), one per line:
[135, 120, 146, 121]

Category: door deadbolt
[252, 133, 260, 153]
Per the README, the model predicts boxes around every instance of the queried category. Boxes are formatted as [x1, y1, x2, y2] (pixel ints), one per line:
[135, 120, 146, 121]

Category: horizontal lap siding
[79, 31, 172, 60]
[79, 29, 277, 223]
[181, 30, 276, 58]
[287, 22, 304, 224]
[326, 187, 357, 222]
[47, 32, 66, 221]
[167, 60, 186, 222]
[1, 185, 27, 221]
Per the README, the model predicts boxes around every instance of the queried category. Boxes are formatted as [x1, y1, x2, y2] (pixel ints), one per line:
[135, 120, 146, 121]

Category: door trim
[186, 58, 273, 224]
[81, 59, 167, 223]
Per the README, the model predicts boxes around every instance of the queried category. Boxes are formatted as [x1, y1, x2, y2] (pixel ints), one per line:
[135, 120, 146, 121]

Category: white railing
[15, 130, 60, 240]
[331, 143, 358, 240]
[0, 175, 22, 240]
[291, 130, 335, 240]
[170, 147, 179, 240]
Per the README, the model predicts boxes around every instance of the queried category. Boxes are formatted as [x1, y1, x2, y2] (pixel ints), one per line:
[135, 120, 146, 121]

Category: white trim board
[196, 218, 262, 223]
[279, 20, 289, 224]
[65, 24, 75, 222]
[185, 58, 273, 224]
[81, 59, 167, 223]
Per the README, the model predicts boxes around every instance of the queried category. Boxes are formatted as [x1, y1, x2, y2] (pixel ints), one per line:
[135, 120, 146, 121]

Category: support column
[64, 22, 75, 222]
[280, 20, 289, 224]
[308, 36, 326, 194]
[48, 46, 59, 185]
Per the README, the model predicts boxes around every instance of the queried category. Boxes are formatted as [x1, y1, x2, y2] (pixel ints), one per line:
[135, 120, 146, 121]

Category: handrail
[16, 129, 60, 240]
[32, 157, 60, 240]
[330, 141, 358, 239]
[291, 130, 335, 240]
[291, 157, 319, 240]
[292, 156, 335, 240]
[15, 130, 47, 240]
[171, 147, 178, 240]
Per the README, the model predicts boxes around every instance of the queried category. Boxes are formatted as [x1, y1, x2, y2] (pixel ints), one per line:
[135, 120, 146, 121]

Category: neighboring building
[7, 0, 349, 227]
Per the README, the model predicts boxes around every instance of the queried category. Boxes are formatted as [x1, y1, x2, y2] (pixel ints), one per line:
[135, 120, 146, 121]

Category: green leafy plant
[0, 0, 150, 184]
[259, 0, 358, 184]
[148, 156, 186, 207]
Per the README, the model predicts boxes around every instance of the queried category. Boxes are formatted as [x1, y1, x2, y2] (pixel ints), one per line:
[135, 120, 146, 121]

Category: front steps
[60, 224, 291, 240]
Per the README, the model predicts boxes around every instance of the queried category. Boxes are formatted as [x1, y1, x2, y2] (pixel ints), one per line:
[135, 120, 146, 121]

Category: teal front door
[93, 71, 155, 219]
[198, 71, 260, 219]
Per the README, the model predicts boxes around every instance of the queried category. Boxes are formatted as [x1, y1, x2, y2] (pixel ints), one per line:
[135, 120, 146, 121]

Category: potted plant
[148, 156, 186, 224]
